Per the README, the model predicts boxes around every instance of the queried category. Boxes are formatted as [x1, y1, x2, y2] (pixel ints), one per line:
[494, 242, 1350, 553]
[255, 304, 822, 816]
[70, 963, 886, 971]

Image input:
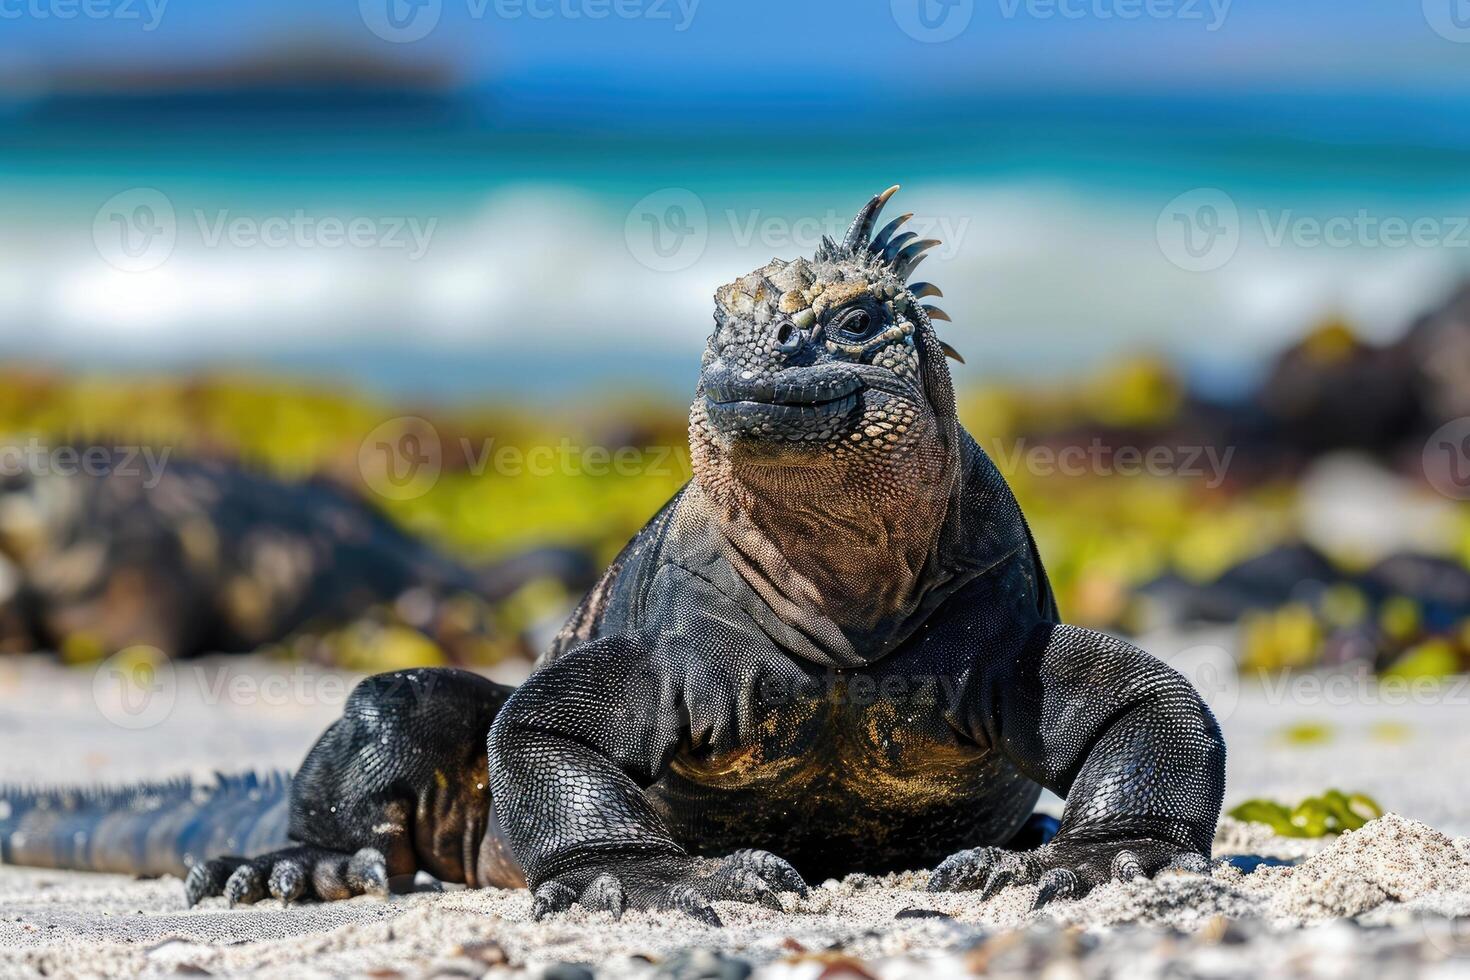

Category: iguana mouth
[702, 369, 862, 430]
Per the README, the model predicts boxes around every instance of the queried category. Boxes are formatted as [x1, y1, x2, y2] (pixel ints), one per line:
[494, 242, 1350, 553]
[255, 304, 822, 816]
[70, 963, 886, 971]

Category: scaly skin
[0, 188, 1225, 923]
[1, 671, 522, 904]
[0, 773, 293, 878]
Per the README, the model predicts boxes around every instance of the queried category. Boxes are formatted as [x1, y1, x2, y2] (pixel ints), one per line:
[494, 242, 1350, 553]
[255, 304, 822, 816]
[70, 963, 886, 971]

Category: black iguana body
[0, 188, 1225, 921]
[0, 452, 593, 661]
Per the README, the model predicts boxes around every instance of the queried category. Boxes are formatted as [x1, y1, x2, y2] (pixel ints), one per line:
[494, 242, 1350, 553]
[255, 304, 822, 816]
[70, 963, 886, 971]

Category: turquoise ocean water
[3, 87, 1469, 400]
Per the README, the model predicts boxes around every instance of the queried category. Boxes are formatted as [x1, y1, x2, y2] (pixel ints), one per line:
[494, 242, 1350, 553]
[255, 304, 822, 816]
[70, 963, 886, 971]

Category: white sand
[4, 647, 1470, 978]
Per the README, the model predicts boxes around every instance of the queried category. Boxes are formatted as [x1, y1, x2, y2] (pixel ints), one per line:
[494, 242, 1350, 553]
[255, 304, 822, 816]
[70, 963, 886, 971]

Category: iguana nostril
[774, 319, 801, 353]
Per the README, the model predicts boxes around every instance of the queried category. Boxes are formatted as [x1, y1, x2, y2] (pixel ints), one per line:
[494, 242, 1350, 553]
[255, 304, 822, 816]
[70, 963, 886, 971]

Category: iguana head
[690, 186, 961, 504]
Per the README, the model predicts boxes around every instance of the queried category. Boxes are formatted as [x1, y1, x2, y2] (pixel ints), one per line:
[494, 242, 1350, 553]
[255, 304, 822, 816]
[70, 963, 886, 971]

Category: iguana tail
[0, 772, 292, 878]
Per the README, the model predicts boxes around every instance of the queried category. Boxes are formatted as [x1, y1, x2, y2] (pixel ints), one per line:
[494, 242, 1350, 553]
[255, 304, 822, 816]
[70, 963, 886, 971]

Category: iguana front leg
[931, 623, 1226, 907]
[187, 668, 514, 907]
[486, 635, 807, 925]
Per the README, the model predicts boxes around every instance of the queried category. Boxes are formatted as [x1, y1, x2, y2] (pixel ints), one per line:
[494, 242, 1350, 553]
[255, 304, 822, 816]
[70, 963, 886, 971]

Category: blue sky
[4, 0, 1469, 95]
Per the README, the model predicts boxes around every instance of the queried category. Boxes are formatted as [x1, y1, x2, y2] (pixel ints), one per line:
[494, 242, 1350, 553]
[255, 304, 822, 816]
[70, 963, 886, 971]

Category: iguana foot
[185, 845, 389, 907]
[926, 838, 1210, 909]
[531, 848, 808, 926]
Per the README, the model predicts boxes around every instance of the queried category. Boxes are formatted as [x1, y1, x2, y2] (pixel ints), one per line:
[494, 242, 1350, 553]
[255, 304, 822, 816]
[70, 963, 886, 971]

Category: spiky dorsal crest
[835, 185, 960, 361]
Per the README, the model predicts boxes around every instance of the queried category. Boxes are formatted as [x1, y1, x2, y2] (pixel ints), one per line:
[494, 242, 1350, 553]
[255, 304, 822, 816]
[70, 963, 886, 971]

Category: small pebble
[895, 908, 953, 920]
[542, 964, 594, 980]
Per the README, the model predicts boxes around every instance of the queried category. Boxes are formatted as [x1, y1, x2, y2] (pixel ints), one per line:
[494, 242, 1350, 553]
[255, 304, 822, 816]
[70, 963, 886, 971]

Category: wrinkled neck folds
[690, 412, 956, 637]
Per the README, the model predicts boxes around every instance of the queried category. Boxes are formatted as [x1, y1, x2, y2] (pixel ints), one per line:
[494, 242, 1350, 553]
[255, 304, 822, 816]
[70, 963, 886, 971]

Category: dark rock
[1138, 543, 1337, 625]
[655, 948, 753, 980]
[0, 448, 595, 662]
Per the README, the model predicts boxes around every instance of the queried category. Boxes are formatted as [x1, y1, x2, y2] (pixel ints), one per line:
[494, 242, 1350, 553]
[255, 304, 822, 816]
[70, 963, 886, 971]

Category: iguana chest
[645, 661, 1039, 877]
[670, 671, 978, 808]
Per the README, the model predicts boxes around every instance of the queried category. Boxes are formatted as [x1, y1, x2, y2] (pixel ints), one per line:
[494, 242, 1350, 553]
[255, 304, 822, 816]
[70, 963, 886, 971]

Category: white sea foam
[0, 182, 1466, 391]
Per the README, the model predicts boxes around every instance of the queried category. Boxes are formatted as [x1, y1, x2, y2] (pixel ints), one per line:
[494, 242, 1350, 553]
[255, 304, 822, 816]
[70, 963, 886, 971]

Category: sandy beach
[3, 641, 1470, 979]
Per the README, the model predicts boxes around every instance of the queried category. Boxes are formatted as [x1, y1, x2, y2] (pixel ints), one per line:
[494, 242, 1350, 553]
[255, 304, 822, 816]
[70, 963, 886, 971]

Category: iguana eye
[834, 307, 877, 341]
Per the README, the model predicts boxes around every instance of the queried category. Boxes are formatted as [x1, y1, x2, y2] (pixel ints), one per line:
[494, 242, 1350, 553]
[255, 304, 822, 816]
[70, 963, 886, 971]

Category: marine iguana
[0, 188, 1226, 922]
[0, 452, 593, 661]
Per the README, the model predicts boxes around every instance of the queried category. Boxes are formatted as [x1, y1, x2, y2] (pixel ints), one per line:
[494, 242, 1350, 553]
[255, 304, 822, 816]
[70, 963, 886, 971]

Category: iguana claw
[187, 846, 391, 907]
[929, 837, 1212, 908]
[528, 849, 806, 925]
